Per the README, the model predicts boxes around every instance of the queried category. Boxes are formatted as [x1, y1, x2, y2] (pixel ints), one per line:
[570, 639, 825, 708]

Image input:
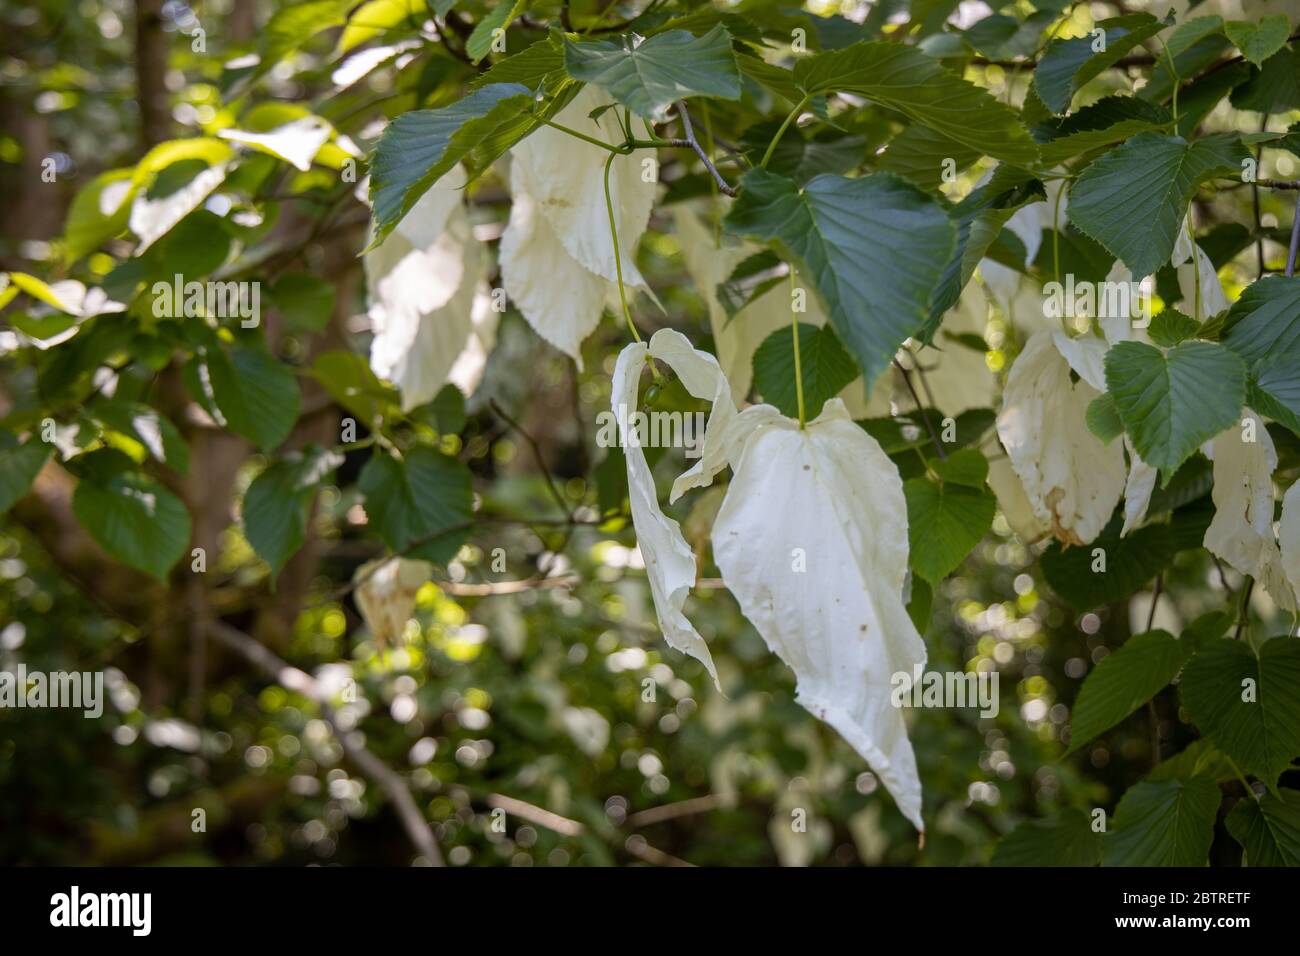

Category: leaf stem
[760, 95, 810, 169]
[535, 115, 625, 153]
[603, 151, 660, 379]
[789, 268, 806, 429]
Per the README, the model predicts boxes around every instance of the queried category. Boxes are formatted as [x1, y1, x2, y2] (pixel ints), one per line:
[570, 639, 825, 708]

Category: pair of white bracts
[615, 329, 928, 832]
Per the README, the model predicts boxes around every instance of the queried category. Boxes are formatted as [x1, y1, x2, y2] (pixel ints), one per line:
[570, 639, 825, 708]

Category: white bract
[1203, 410, 1296, 612]
[353, 556, 433, 648]
[996, 330, 1126, 545]
[365, 165, 490, 410]
[500, 86, 656, 366]
[614, 329, 927, 831]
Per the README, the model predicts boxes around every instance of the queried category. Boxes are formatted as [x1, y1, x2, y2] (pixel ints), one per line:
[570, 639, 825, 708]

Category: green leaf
[92, 401, 189, 474]
[1180, 636, 1300, 786]
[337, 0, 425, 55]
[751, 323, 858, 419]
[903, 470, 995, 583]
[1066, 629, 1191, 754]
[467, 0, 526, 64]
[739, 123, 866, 187]
[1068, 132, 1248, 278]
[1148, 308, 1201, 347]
[358, 446, 473, 565]
[1041, 519, 1174, 610]
[1226, 15, 1291, 66]
[368, 83, 534, 247]
[562, 25, 741, 121]
[1141, 16, 1228, 104]
[311, 350, 402, 425]
[269, 273, 335, 333]
[1222, 275, 1300, 365]
[61, 169, 133, 264]
[793, 41, 1037, 165]
[1149, 738, 1238, 784]
[992, 810, 1102, 867]
[1085, 393, 1124, 445]
[0, 436, 53, 515]
[471, 31, 566, 91]
[72, 472, 191, 580]
[203, 345, 301, 452]
[1032, 14, 1167, 114]
[1037, 118, 1163, 166]
[1104, 340, 1246, 478]
[877, 125, 981, 192]
[1230, 45, 1300, 113]
[931, 447, 989, 488]
[1102, 776, 1221, 866]
[906, 574, 933, 634]
[1226, 788, 1300, 866]
[723, 170, 955, 387]
[243, 446, 343, 579]
[260, 0, 351, 76]
[1249, 349, 1300, 436]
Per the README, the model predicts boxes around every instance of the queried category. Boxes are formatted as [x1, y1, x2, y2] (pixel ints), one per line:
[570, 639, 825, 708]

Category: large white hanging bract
[613, 329, 927, 831]
[710, 400, 928, 832]
[501, 86, 656, 366]
[996, 330, 1126, 545]
[364, 165, 490, 410]
[1203, 410, 1296, 612]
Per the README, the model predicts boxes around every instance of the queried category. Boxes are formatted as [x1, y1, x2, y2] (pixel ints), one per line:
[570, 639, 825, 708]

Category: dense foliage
[4, 0, 1300, 866]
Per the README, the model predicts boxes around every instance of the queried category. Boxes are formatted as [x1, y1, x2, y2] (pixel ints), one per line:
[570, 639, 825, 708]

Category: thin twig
[490, 398, 574, 520]
[893, 357, 947, 461]
[206, 621, 445, 866]
[675, 102, 737, 197]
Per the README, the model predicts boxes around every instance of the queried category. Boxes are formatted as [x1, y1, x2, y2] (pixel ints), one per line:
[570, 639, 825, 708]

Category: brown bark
[134, 0, 171, 149]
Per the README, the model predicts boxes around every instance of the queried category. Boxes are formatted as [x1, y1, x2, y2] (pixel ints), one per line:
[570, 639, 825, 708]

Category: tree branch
[205, 620, 445, 866]
[675, 102, 737, 197]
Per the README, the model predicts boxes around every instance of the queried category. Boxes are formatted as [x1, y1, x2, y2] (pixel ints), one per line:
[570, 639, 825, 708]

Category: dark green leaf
[1086, 392, 1124, 445]
[1033, 14, 1167, 114]
[993, 809, 1102, 867]
[751, 323, 858, 419]
[1226, 788, 1300, 865]
[203, 345, 301, 452]
[1223, 275, 1300, 365]
[1066, 629, 1191, 754]
[243, 446, 343, 579]
[1104, 340, 1246, 478]
[72, 472, 191, 580]
[1231, 44, 1300, 113]
[358, 446, 473, 565]
[1102, 776, 1220, 866]
[903, 470, 996, 583]
[1068, 132, 1248, 278]
[1041, 519, 1174, 610]
[1180, 636, 1300, 786]
[793, 41, 1038, 164]
[724, 169, 955, 387]
[1226, 15, 1291, 66]
[563, 26, 741, 121]
[0, 435, 53, 515]
[368, 84, 533, 247]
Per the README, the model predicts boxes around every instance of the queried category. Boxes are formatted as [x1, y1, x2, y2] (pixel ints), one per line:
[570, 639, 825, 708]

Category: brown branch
[893, 357, 947, 461]
[206, 620, 445, 866]
[675, 102, 737, 197]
